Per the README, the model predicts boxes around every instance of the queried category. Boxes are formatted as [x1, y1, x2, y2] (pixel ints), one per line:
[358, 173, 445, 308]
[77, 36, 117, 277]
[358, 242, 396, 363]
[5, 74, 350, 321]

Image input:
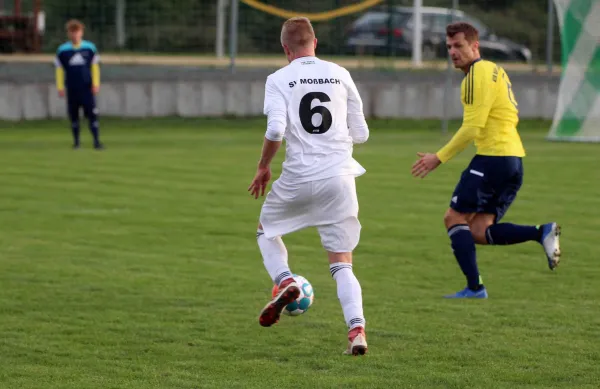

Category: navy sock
[71, 121, 80, 145]
[486, 223, 542, 245]
[89, 120, 100, 145]
[448, 224, 482, 291]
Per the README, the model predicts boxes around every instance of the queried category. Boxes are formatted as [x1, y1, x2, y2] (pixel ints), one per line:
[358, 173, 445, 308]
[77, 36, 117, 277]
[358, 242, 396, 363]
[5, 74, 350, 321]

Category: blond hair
[280, 17, 315, 51]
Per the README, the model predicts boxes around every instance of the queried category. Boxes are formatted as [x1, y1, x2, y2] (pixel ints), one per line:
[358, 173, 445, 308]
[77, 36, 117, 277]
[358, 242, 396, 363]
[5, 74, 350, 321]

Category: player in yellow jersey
[411, 22, 561, 298]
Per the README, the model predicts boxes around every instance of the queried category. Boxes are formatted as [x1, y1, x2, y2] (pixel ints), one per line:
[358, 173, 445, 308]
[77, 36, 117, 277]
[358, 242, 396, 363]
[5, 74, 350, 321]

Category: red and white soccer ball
[271, 274, 314, 316]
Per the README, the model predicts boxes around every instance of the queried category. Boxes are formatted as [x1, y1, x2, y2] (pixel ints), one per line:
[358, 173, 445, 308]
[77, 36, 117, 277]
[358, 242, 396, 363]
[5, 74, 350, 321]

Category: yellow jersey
[437, 59, 526, 163]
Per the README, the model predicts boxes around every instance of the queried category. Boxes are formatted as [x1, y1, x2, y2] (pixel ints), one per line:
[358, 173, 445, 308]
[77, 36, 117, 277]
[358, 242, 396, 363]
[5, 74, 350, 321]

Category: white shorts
[259, 175, 361, 253]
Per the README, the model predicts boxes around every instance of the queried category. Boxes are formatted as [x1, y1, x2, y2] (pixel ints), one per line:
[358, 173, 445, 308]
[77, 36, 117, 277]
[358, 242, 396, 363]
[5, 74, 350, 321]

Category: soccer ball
[271, 274, 314, 316]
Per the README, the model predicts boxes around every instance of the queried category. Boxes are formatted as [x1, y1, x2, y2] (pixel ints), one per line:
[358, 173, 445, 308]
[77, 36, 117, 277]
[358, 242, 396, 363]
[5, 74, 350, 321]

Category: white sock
[257, 229, 293, 286]
[330, 263, 365, 330]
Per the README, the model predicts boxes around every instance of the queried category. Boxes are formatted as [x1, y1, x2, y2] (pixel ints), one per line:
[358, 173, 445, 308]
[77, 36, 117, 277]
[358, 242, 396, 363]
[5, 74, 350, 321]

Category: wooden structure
[0, 0, 43, 53]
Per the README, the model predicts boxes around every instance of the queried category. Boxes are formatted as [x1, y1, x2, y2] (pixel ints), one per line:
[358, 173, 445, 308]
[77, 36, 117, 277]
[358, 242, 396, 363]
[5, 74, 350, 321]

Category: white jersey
[263, 56, 369, 184]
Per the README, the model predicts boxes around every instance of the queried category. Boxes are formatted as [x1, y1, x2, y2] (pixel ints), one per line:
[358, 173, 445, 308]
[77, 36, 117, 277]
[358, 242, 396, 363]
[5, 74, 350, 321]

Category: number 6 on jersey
[299, 92, 332, 134]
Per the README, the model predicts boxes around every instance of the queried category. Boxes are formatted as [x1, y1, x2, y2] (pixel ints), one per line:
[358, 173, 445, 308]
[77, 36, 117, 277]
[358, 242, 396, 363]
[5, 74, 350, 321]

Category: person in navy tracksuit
[55, 19, 103, 149]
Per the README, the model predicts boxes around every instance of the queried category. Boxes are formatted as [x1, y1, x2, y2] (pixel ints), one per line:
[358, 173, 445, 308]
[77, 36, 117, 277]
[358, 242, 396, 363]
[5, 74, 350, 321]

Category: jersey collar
[464, 58, 482, 76]
[291, 56, 317, 64]
[469, 58, 482, 68]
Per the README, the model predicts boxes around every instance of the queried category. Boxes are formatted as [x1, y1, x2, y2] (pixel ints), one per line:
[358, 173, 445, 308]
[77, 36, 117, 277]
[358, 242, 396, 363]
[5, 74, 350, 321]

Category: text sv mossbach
[289, 78, 342, 88]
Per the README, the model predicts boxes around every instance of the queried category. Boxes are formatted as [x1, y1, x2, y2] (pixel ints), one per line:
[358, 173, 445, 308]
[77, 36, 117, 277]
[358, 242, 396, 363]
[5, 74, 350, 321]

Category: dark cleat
[258, 281, 300, 327]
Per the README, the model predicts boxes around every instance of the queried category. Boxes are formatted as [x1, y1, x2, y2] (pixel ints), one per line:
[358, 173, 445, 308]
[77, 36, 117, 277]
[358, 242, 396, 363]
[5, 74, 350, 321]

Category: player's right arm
[263, 76, 286, 144]
[436, 63, 494, 163]
[413, 63, 494, 178]
[344, 69, 369, 144]
[435, 126, 478, 163]
[54, 53, 65, 97]
[249, 76, 286, 199]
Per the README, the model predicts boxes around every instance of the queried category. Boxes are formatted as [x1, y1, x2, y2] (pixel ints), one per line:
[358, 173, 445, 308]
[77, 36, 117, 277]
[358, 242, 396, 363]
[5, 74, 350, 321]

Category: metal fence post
[115, 0, 126, 50]
[442, 0, 459, 134]
[216, 0, 227, 58]
[229, 0, 239, 74]
[387, 0, 393, 57]
[546, 0, 555, 74]
[412, 0, 423, 67]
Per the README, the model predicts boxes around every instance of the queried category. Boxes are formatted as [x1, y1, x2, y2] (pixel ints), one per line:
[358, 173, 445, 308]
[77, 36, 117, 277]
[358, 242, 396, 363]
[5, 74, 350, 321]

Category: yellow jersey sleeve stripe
[469, 65, 474, 104]
[466, 68, 471, 104]
[464, 64, 476, 105]
[463, 72, 469, 104]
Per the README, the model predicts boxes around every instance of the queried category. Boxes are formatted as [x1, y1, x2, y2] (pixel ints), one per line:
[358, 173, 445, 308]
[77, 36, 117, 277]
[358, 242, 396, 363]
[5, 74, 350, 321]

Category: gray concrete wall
[0, 77, 559, 121]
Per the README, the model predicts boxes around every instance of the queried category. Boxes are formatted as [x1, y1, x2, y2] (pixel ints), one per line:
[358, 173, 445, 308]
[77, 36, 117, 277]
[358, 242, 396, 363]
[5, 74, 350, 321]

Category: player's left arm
[249, 76, 285, 199]
[344, 69, 369, 144]
[91, 43, 100, 94]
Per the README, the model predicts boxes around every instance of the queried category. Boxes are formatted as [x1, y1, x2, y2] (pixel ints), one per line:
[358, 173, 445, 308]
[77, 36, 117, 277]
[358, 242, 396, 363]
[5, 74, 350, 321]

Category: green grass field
[0, 118, 599, 389]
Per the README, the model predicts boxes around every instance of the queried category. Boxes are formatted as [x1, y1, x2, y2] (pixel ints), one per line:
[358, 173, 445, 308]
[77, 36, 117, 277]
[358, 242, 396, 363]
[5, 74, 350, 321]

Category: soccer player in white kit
[248, 17, 370, 356]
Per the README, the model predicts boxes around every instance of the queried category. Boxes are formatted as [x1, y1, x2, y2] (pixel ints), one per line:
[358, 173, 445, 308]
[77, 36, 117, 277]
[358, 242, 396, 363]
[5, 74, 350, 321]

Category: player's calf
[484, 221, 561, 270]
[444, 209, 483, 293]
[69, 117, 81, 148]
[90, 119, 103, 149]
[470, 215, 544, 246]
[320, 220, 367, 354]
[329, 259, 367, 356]
[485, 223, 542, 245]
[70, 121, 81, 148]
[85, 104, 103, 149]
[330, 260, 365, 331]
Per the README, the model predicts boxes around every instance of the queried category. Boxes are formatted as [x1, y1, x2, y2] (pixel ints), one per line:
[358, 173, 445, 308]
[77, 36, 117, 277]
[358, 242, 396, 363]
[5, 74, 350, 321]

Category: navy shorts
[450, 155, 523, 222]
[66, 90, 97, 122]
